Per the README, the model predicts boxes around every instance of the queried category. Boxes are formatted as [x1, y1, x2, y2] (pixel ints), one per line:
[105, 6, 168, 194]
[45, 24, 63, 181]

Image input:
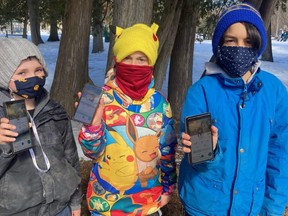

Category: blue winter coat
[178, 63, 288, 216]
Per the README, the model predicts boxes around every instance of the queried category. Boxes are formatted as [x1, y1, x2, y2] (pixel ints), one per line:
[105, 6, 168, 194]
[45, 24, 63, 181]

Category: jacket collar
[204, 61, 261, 84]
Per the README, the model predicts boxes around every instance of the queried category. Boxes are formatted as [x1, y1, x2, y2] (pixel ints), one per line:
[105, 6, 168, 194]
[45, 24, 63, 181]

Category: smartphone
[73, 83, 103, 124]
[4, 99, 33, 154]
[185, 112, 214, 165]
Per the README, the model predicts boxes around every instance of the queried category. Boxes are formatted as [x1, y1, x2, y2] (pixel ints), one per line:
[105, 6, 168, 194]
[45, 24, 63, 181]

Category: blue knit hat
[212, 3, 267, 57]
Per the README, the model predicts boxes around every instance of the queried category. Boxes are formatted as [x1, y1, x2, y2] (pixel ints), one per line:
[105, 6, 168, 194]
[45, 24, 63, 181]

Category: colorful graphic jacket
[79, 69, 177, 216]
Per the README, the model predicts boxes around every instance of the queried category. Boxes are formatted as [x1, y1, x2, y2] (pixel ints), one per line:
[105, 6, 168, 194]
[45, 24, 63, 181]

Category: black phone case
[73, 83, 103, 124]
[185, 112, 214, 165]
[3, 99, 33, 154]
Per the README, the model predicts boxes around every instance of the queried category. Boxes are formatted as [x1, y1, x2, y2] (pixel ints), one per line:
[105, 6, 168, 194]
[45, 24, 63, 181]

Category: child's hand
[181, 125, 218, 152]
[74, 92, 82, 108]
[91, 98, 104, 126]
[0, 117, 18, 144]
[74, 91, 104, 126]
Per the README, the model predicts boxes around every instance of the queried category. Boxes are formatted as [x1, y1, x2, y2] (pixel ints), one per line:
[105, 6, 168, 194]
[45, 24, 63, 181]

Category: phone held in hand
[4, 99, 33, 154]
[185, 112, 214, 165]
[73, 83, 103, 125]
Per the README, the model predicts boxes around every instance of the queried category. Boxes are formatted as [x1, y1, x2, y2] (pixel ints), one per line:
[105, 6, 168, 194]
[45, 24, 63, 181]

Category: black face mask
[217, 46, 258, 77]
[13, 76, 46, 99]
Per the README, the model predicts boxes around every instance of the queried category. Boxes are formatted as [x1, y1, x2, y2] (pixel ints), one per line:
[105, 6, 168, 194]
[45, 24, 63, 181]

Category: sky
[30, 34, 288, 95]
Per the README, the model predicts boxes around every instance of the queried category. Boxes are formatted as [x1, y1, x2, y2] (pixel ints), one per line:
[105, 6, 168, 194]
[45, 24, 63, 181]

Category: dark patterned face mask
[217, 46, 258, 77]
[13, 76, 46, 99]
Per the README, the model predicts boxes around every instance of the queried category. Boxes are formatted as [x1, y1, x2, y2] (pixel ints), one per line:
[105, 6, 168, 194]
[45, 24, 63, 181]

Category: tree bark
[261, 23, 274, 61]
[23, 16, 28, 38]
[47, 0, 60, 42]
[168, 0, 200, 125]
[91, 0, 104, 53]
[153, 0, 184, 90]
[27, 0, 44, 45]
[92, 24, 104, 53]
[50, 0, 93, 117]
[247, 0, 277, 62]
[47, 17, 59, 41]
[106, 0, 154, 70]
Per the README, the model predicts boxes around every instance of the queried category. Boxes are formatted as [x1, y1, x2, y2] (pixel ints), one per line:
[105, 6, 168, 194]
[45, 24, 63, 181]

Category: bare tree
[168, 0, 200, 124]
[91, 0, 111, 53]
[246, 0, 278, 62]
[106, 0, 154, 70]
[47, 0, 63, 41]
[50, 0, 93, 116]
[27, 0, 43, 45]
[259, 0, 278, 61]
[153, 0, 184, 90]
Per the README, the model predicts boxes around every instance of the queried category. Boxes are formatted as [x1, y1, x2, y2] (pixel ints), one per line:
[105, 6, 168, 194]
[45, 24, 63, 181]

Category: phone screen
[73, 84, 103, 124]
[185, 112, 214, 164]
[4, 99, 33, 153]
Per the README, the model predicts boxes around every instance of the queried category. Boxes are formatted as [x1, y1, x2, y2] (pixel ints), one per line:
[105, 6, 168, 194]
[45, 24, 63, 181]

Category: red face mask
[115, 62, 153, 100]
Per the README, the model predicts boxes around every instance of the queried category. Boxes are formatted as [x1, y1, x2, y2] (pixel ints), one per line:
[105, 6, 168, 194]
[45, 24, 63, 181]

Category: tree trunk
[47, 11, 60, 41]
[261, 23, 274, 61]
[92, 24, 104, 53]
[27, 0, 44, 45]
[168, 0, 200, 125]
[48, 17, 59, 41]
[153, 0, 184, 90]
[50, 0, 93, 117]
[91, 0, 104, 53]
[23, 17, 28, 38]
[259, 0, 278, 62]
[248, 0, 277, 62]
[106, 0, 154, 70]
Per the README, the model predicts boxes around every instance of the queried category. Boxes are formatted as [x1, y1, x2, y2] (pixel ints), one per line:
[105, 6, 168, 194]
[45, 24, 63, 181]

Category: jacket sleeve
[78, 122, 106, 160]
[160, 101, 177, 195]
[0, 108, 16, 178]
[0, 144, 15, 178]
[62, 118, 82, 210]
[260, 84, 288, 215]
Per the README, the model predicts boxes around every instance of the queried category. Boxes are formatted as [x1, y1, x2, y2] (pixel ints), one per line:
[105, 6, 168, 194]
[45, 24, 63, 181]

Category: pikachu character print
[98, 126, 138, 195]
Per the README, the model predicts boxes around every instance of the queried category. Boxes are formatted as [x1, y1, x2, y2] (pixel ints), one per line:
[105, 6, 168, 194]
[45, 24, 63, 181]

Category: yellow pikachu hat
[113, 23, 159, 66]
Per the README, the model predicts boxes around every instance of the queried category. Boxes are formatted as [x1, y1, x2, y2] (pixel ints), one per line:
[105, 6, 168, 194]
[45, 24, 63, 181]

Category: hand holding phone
[185, 112, 214, 165]
[73, 84, 103, 125]
[3, 99, 33, 154]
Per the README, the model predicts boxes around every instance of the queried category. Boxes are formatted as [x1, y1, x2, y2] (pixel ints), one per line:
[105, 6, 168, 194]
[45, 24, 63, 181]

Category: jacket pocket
[249, 179, 265, 215]
[179, 163, 223, 213]
[0, 163, 43, 212]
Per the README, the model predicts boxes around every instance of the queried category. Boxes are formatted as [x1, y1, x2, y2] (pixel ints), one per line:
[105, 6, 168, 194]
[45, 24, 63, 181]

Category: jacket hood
[204, 61, 261, 83]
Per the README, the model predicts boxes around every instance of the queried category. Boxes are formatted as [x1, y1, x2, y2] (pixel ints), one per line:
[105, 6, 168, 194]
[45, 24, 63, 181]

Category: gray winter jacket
[0, 89, 82, 216]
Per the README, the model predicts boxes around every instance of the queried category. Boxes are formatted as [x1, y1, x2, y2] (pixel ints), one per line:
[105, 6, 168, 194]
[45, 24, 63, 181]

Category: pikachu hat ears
[112, 23, 159, 66]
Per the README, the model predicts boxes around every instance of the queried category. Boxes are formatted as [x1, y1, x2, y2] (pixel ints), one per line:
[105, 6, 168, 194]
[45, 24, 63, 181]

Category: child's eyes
[16, 71, 26, 76]
[245, 40, 252, 44]
[224, 39, 235, 43]
[36, 68, 44, 72]
[124, 56, 132, 60]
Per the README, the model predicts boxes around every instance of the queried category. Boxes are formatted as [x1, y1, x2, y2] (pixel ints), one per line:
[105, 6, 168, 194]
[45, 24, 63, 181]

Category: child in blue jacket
[179, 3, 288, 216]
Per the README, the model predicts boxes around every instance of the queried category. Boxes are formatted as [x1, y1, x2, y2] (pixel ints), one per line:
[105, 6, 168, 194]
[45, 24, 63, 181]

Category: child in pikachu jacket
[78, 75, 177, 216]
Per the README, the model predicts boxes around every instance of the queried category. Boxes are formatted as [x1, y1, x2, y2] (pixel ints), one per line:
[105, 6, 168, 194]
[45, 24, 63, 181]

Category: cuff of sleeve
[83, 122, 103, 133]
[162, 183, 176, 195]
